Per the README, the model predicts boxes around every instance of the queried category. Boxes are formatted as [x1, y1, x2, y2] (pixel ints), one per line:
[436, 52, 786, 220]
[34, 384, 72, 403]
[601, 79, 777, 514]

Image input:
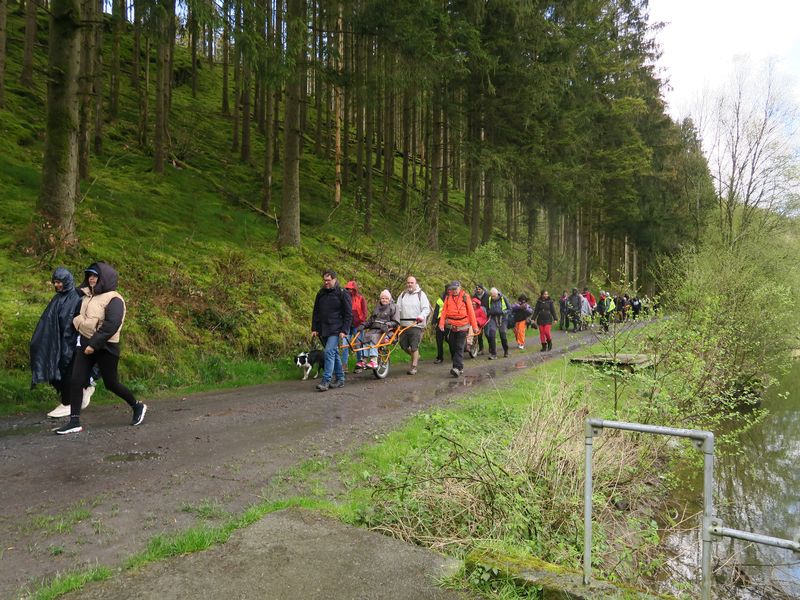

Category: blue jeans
[341, 327, 364, 367]
[322, 335, 345, 384]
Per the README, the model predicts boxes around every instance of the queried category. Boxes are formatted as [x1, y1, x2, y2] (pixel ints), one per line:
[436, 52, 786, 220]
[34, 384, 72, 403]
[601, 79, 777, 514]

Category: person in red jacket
[438, 280, 478, 377]
[466, 297, 488, 357]
[343, 280, 368, 372]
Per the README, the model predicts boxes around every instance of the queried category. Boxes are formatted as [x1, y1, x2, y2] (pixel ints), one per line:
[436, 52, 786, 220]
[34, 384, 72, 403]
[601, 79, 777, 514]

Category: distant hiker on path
[532, 290, 556, 352]
[30, 267, 96, 419]
[396, 275, 431, 375]
[311, 270, 353, 391]
[510, 295, 533, 350]
[55, 262, 146, 434]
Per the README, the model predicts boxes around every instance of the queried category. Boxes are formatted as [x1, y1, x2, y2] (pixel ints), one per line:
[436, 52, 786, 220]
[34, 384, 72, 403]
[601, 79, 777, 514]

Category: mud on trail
[0, 334, 595, 598]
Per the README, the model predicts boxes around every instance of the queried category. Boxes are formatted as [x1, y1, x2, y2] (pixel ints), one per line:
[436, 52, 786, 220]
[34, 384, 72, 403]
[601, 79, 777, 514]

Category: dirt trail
[0, 332, 596, 597]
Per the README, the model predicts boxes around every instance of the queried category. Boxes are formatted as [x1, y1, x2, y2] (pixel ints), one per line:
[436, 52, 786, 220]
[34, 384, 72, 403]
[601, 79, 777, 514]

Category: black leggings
[70, 349, 136, 417]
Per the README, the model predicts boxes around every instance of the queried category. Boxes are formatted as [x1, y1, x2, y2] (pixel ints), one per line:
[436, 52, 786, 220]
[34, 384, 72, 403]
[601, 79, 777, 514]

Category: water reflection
[667, 361, 800, 598]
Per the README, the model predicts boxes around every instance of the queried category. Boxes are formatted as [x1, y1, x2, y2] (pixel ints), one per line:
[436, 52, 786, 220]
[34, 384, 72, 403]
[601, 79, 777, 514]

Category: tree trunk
[221, 0, 230, 114]
[341, 22, 349, 188]
[189, 8, 198, 97]
[277, 0, 304, 249]
[354, 35, 363, 211]
[526, 204, 536, 268]
[428, 89, 442, 250]
[0, 0, 8, 106]
[312, 1, 322, 157]
[481, 174, 493, 244]
[37, 0, 82, 246]
[272, 0, 282, 164]
[231, 0, 241, 151]
[364, 38, 373, 234]
[109, 0, 123, 119]
[138, 35, 149, 147]
[441, 103, 448, 213]
[77, 0, 95, 181]
[92, 0, 104, 154]
[333, 2, 342, 205]
[21, 0, 36, 89]
[241, 63, 251, 162]
[400, 88, 409, 212]
[154, 9, 169, 173]
[261, 0, 275, 213]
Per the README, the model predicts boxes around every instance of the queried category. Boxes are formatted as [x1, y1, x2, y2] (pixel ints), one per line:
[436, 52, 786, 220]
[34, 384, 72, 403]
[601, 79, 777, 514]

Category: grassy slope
[0, 11, 540, 413]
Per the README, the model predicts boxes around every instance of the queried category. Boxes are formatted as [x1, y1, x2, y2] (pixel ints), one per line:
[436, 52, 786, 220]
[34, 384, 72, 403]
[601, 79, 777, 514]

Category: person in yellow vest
[437, 280, 478, 378]
[54, 262, 146, 435]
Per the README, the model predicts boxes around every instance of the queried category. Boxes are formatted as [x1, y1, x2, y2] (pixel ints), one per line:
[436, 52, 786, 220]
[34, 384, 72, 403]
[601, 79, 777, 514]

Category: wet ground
[0, 331, 596, 598]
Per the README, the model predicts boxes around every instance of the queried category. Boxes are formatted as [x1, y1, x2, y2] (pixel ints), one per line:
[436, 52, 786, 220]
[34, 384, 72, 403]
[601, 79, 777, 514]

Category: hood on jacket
[82, 262, 119, 294]
[344, 280, 360, 294]
[51, 267, 75, 293]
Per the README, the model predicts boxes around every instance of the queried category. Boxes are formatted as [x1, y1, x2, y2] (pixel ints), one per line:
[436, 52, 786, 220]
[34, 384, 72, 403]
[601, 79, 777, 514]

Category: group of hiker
[30, 264, 147, 435]
[558, 288, 648, 333]
[310, 271, 646, 388]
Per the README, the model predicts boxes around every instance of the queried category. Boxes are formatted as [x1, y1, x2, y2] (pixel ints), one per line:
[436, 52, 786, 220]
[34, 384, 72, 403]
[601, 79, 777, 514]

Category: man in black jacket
[311, 270, 353, 391]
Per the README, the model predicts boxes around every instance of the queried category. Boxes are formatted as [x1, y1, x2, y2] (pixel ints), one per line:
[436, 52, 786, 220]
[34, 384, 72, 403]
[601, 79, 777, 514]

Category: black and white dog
[295, 350, 325, 380]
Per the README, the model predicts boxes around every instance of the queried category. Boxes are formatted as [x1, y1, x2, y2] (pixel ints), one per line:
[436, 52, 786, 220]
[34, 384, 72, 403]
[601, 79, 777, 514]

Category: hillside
[0, 9, 537, 412]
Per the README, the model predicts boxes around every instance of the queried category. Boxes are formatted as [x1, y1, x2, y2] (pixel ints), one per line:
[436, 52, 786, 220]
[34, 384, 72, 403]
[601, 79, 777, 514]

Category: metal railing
[583, 418, 800, 600]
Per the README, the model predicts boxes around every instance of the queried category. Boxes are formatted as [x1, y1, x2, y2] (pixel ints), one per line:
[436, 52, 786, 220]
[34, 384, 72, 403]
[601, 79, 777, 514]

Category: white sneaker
[47, 404, 71, 418]
[81, 385, 96, 409]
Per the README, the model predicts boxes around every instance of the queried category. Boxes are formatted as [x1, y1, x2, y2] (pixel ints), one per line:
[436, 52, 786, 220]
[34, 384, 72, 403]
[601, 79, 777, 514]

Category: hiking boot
[407, 366, 417, 375]
[55, 419, 82, 435]
[488, 354, 497, 360]
[450, 367, 462, 377]
[503, 351, 509, 358]
[81, 384, 96, 410]
[541, 343, 547, 352]
[131, 402, 147, 426]
[316, 381, 330, 391]
[433, 358, 443, 364]
[518, 345, 525, 351]
[330, 380, 345, 389]
[47, 403, 70, 419]
[547, 340, 552, 351]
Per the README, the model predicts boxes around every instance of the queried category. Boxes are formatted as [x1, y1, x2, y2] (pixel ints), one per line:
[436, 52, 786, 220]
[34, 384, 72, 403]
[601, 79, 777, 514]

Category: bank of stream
[665, 359, 800, 598]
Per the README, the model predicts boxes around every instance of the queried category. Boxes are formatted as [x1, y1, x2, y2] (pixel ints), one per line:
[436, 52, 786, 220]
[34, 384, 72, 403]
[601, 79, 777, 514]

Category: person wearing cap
[465, 296, 489, 357]
[596, 291, 615, 333]
[54, 262, 146, 435]
[396, 275, 431, 375]
[30, 267, 97, 419]
[472, 284, 489, 355]
[438, 281, 478, 377]
[311, 269, 353, 391]
[567, 288, 583, 332]
[342, 280, 368, 373]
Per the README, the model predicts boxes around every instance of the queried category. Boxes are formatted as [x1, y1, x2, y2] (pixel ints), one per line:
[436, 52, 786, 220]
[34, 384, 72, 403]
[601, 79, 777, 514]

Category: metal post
[583, 421, 595, 585]
[701, 434, 715, 600]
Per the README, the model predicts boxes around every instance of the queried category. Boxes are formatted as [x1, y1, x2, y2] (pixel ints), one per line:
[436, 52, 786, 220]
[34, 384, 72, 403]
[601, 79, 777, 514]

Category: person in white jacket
[396, 275, 431, 375]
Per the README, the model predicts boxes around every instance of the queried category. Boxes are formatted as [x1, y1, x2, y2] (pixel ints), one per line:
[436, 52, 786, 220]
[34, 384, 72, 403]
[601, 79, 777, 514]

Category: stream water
[666, 360, 800, 598]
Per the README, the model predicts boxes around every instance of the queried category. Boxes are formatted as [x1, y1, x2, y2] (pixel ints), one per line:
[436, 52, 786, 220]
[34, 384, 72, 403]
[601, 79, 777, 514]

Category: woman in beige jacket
[55, 262, 146, 435]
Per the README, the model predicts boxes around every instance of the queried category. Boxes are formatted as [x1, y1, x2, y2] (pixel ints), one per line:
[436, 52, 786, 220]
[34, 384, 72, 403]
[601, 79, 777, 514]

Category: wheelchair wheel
[373, 353, 390, 379]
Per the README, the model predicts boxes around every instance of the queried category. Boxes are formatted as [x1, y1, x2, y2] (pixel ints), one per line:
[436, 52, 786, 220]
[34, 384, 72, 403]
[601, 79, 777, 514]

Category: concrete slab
[68, 508, 473, 600]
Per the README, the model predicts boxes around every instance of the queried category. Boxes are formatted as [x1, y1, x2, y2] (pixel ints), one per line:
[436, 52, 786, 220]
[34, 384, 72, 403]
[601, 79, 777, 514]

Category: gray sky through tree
[648, 0, 800, 118]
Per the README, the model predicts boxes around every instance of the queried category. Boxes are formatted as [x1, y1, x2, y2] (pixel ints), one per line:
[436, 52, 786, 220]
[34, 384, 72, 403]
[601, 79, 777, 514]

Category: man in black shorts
[396, 275, 431, 375]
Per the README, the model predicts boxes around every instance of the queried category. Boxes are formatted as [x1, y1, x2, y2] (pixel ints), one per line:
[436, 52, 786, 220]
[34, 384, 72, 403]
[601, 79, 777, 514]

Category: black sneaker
[131, 402, 147, 426]
[330, 380, 345, 388]
[316, 381, 330, 391]
[488, 354, 497, 360]
[503, 351, 509, 358]
[434, 358, 443, 364]
[450, 367, 461, 377]
[55, 420, 82, 435]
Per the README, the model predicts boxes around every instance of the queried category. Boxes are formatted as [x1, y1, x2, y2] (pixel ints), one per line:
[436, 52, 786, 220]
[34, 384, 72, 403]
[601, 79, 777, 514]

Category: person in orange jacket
[438, 280, 478, 377]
